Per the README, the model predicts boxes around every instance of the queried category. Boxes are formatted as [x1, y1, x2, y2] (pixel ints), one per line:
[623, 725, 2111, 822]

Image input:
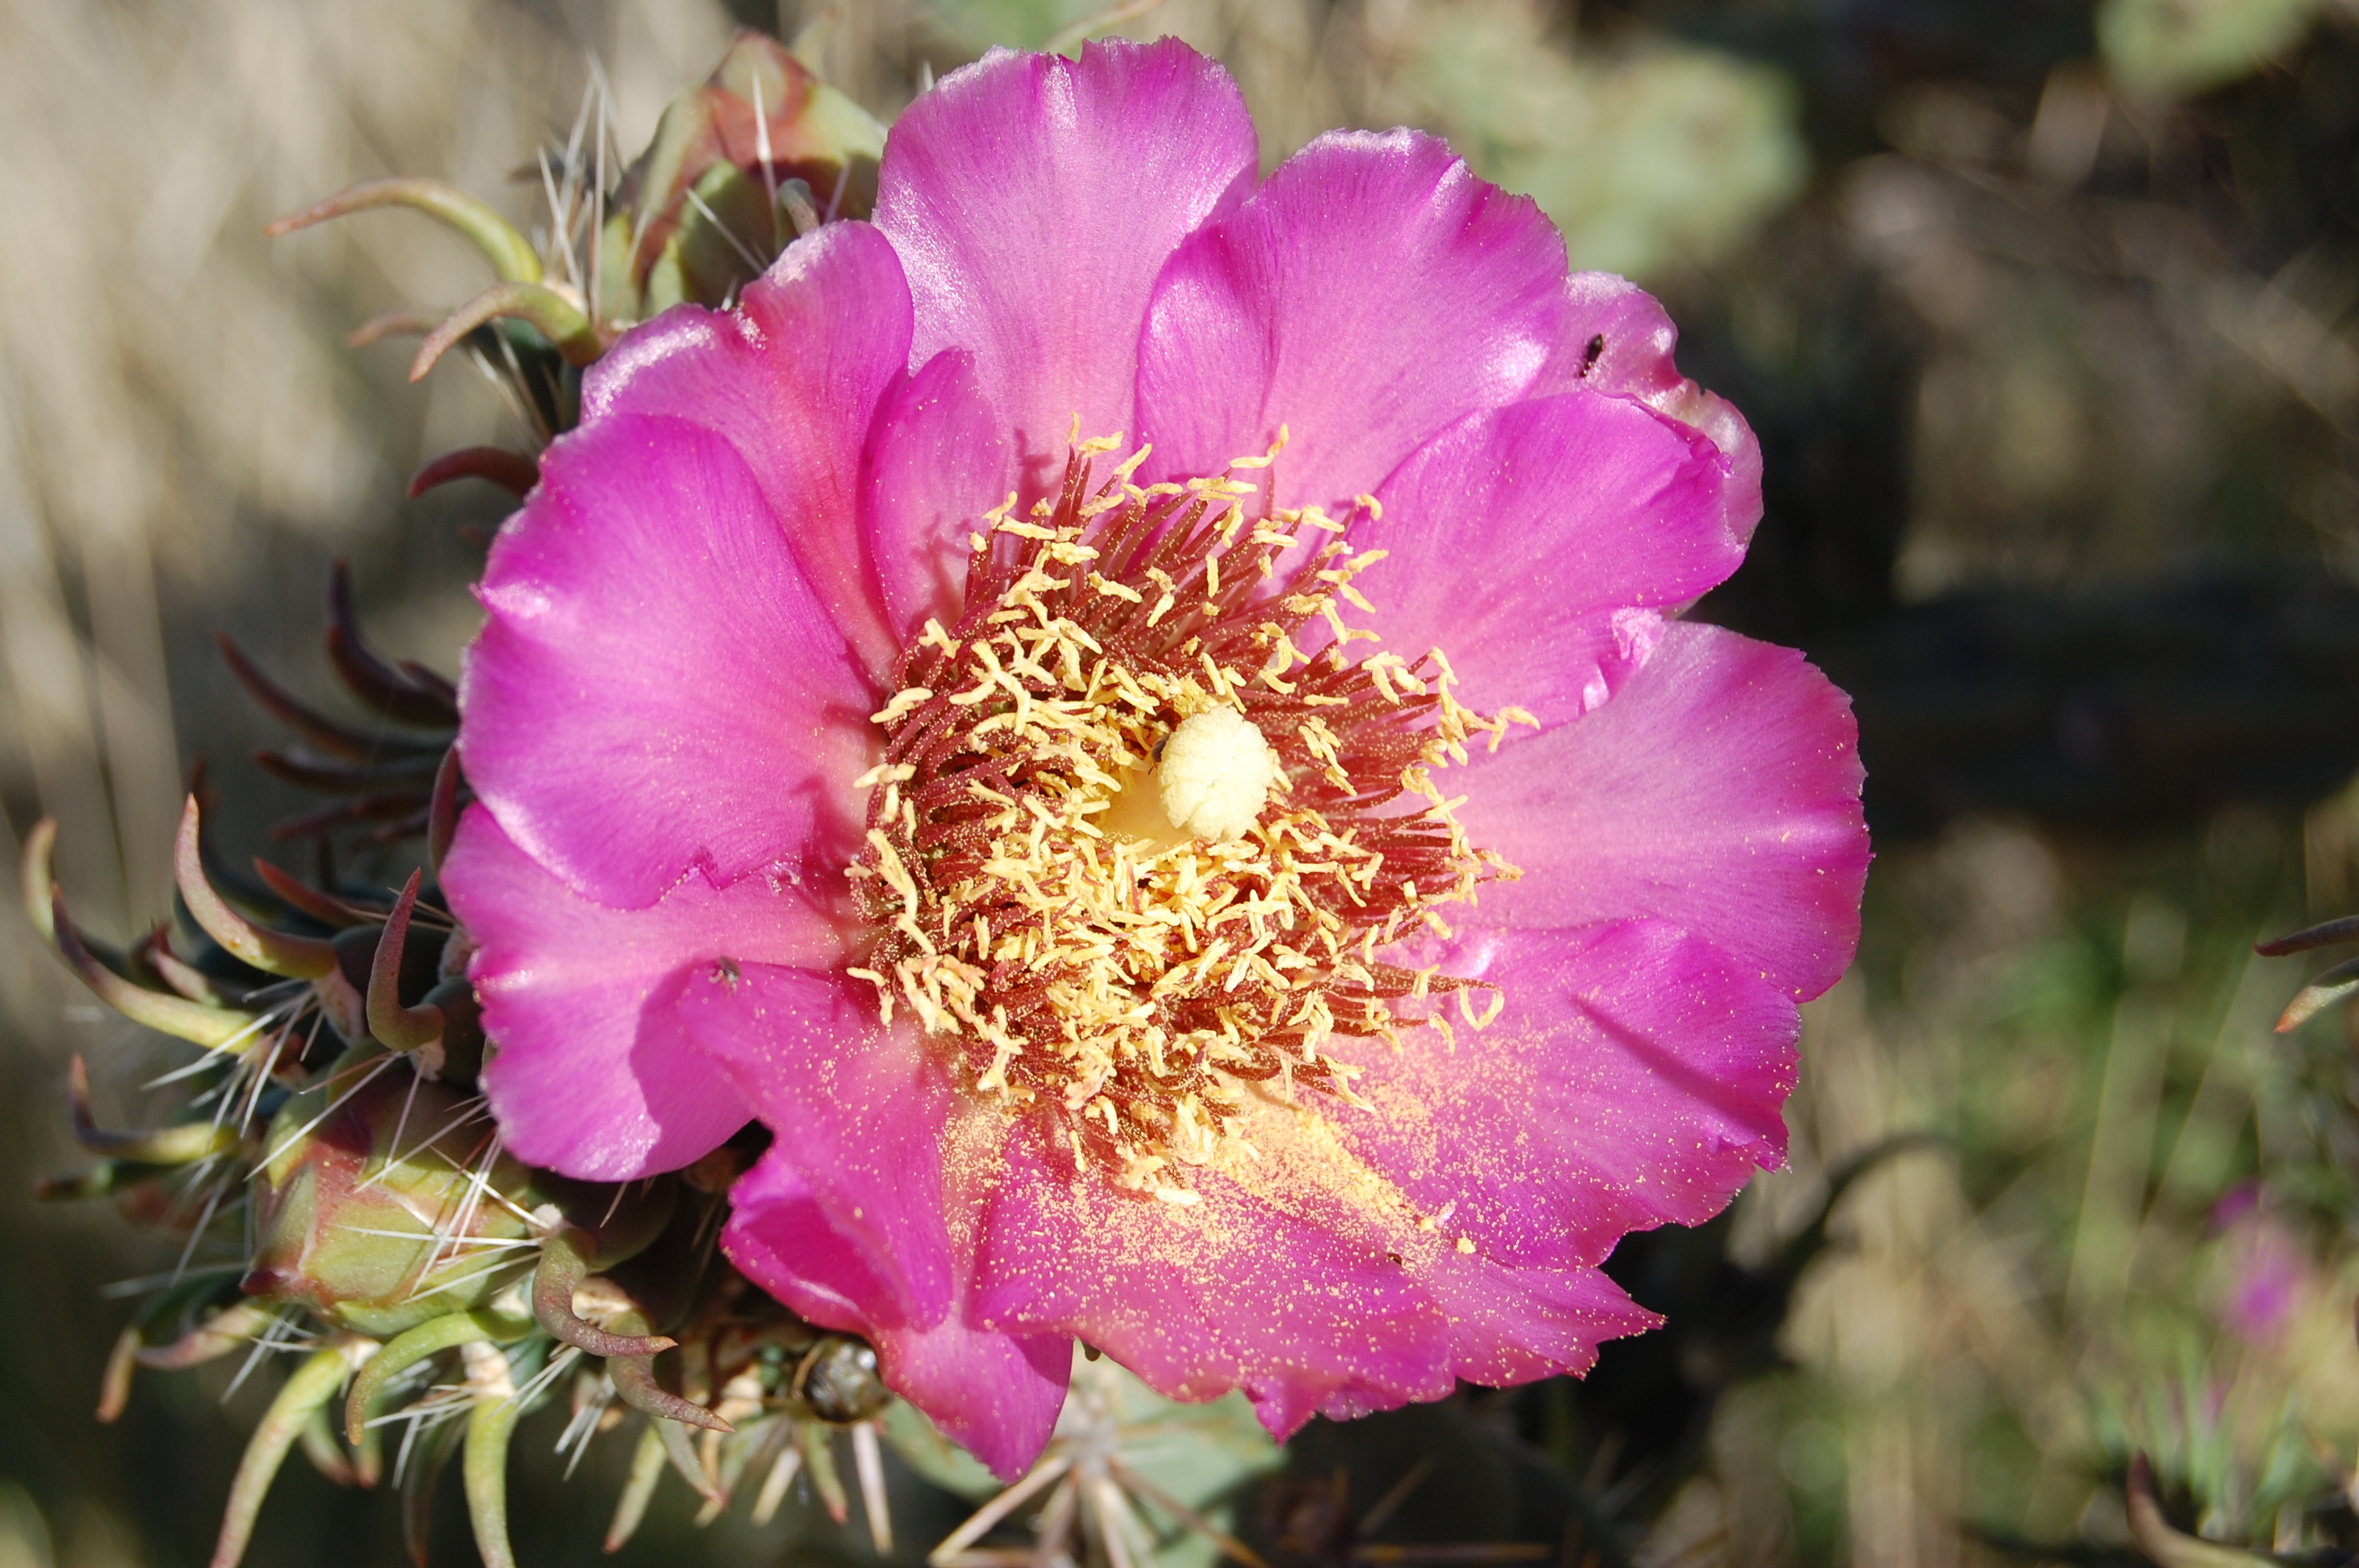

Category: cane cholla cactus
[260, 29, 885, 456]
[32, 778, 895, 1568]
[27, 31, 898, 1568]
[31, 20, 1875, 1568]
[2256, 913, 2359, 1031]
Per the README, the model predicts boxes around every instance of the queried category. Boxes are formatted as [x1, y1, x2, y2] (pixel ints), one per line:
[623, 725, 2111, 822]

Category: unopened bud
[245, 1047, 546, 1336]
[605, 30, 885, 319]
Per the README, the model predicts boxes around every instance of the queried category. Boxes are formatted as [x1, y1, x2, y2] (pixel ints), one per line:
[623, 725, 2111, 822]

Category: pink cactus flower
[446, 38, 1870, 1479]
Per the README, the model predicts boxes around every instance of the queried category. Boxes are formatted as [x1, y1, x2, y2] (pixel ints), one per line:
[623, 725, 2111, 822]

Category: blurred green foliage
[1394, 9, 1809, 278]
[2099, 0, 2331, 98]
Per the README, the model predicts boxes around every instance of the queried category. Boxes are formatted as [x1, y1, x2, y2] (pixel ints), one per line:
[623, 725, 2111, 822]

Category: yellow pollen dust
[846, 432, 1535, 1203]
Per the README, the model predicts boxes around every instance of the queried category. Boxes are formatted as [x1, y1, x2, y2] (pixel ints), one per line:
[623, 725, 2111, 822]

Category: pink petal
[1135, 129, 1572, 515]
[1542, 272, 1763, 546]
[445, 808, 846, 1181]
[968, 920, 1780, 1435]
[1363, 391, 1750, 724]
[864, 1309, 1070, 1483]
[1459, 622, 1869, 1002]
[1274, 1262, 1656, 1432]
[1331, 920, 1799, 1274]
[576, 222, 918, 675]
[725, 1165, 1071, 1481]
[462, 407, 877, 910]
[721, 1156, 900, 1326]
[693, 964, 1072, 1477]
[1409, 1262, 1659, 1399]
[862, 348, 1015, 642]
[975, 1120, 1451, 1433]
[972, 1051, 1663, 1439]
[682, 963, 957, 1318]
[682, 927, 1785, 1454]
[874, 38, 1258, 496]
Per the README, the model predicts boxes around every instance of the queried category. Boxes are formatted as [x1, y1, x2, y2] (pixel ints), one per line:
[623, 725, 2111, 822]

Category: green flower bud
[243, 1046, 544, 1336]
[603, 30, 886, 321]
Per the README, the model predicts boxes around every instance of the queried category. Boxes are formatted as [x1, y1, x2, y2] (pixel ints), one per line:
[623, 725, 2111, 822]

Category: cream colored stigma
[1155, 707, 1277, 842]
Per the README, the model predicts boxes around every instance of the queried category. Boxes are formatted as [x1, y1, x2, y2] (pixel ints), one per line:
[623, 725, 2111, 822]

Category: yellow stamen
[845, 436, 1522, 1200]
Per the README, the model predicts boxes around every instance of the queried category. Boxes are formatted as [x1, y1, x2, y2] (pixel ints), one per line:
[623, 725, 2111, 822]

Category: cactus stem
[410, 281, 605, 382]
[611, 1346, 732, 1443]
[346, 1308, 528, 1444]
[605, 1423, 669, 1552]
[52, 902, 262, 1051]
[353, 1420, 384, 1490]
[250, 860, 376, 927]
[2277, 954, 2359, 1032]
[299, 1403, 357, 1486]
[325, 561, 460, 729]
[211, 1341, 371, 1568]
[265, 178, 543, 287]
[216, 633, 441, 762]
[254, 749, 444, 794]
[463, 1378, 525, 1568]
[777, 177, 821, 238]
[803, 1419, 849, 1524]
[136, 1301, 275, 1370]
[347, 307, 447, 349]
[96, 1326, 140, 1422]
[427, 750, 463, 877]
[653, 1403, 725, 1501]
[409, 447, 539, 501]
[401, 1412, 467, 1568]
[69, 1055, 245, 1163]
[2255, 914, 2359, 956]
[748, 1436, 804, 1527]
[177, 800, 337, 978]
[22, 818, 56, 940]
[852, 1418, 892, 1552]
[531, 1230, 677, 1359]
[369, 873, 445, 1052]
[269, 793, 430, 844]
[140, 928, 233, 1004]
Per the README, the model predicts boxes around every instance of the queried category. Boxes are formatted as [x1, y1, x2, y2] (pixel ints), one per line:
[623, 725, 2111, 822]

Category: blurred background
[8, 0, 2359, 1563]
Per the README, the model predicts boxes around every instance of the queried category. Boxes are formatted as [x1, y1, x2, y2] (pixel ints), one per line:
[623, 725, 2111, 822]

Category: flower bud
[602, 30, 886, 319]
[243, 1046, 547, 1336]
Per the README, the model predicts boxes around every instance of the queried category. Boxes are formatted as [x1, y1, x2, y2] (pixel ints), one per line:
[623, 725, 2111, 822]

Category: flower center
[1154, 706, 1277, 842]
[848, 435, 1531, 1201]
